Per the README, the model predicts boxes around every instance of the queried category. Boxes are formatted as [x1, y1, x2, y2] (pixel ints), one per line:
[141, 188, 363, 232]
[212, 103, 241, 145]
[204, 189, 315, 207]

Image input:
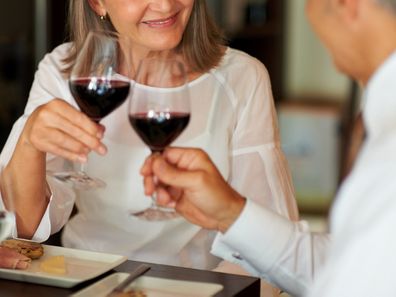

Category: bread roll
[1, 239, 44, 260]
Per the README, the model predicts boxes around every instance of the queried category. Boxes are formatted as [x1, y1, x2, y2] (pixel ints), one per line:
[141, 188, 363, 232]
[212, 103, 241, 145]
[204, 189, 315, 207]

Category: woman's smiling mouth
[142, 13, 179, 29]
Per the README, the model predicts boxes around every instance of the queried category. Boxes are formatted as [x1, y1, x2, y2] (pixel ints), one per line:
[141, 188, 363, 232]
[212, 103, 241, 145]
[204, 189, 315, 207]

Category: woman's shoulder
[216, 47, 270, 80]
[38, 42, 72, 71]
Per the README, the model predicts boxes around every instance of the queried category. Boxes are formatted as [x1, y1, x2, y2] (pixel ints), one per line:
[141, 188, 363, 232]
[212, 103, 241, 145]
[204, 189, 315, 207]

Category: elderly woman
[0, 1, 298, 295]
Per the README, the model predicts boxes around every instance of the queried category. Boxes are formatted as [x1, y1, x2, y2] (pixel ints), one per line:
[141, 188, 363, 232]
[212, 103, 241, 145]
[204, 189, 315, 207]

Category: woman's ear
[87, 0, 106, 17]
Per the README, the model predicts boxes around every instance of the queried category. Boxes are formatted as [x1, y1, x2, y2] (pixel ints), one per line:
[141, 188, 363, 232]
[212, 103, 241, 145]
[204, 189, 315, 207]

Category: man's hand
[140, 148, 246, 233]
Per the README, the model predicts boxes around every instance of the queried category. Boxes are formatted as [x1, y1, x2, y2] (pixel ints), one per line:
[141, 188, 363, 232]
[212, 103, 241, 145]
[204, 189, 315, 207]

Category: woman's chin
[147, 37, 183, 52]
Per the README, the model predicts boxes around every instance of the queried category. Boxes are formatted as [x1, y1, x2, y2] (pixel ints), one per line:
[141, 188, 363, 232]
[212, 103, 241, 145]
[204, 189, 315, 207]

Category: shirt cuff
[211, 199, 295, 275]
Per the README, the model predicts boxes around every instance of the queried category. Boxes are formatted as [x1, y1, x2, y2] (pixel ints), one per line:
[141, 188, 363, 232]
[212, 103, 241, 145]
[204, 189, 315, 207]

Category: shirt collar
[363, 50, 396, 138]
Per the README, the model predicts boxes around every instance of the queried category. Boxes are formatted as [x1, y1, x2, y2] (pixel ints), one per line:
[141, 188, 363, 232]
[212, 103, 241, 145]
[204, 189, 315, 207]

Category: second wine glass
[48, 31, 132, 190]
[128, 57, 191, 221]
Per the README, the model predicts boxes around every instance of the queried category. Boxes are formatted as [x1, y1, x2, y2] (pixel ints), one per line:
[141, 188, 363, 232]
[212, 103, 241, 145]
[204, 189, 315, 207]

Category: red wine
[70, 78, 130, 122]
[129, 112, 190, 152]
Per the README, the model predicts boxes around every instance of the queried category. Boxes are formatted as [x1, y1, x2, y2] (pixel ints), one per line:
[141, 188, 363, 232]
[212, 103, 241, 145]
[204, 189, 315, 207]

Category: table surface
[0, 260, 260, 297]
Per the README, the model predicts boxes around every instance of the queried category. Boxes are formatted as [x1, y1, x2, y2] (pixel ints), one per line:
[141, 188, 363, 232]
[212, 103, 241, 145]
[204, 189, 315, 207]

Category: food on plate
[39, 255, 67, 275]
[0, 246, 31, 270]
[128, 291, 147, 297]
[110, 290, 147, 297]
[1, 239, 44, 260]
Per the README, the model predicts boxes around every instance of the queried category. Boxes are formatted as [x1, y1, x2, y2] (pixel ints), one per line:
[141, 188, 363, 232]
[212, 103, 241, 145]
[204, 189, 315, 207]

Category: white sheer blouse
[0, 44, 298, 282]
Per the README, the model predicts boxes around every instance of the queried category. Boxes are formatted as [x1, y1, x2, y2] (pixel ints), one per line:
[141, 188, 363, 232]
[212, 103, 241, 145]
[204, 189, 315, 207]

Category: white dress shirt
[212, 51, 396, 297]
[0, 43, 298, 294]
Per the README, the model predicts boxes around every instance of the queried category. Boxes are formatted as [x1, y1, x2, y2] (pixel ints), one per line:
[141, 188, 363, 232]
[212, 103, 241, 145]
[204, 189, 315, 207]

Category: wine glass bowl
[48, 31, 132, 190]
[128, 109, 190, 153]
[69, 78, 130, 123]
[128, 58, 191, 220]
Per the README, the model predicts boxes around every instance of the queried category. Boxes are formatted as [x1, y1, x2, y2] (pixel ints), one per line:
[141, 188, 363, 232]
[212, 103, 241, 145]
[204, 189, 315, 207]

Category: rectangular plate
[71, 272, 224, 297]
[0, 244, 127, 288]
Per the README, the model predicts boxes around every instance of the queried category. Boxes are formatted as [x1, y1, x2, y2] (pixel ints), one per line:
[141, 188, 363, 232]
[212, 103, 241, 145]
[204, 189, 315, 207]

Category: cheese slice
[39, 255, 67, 275]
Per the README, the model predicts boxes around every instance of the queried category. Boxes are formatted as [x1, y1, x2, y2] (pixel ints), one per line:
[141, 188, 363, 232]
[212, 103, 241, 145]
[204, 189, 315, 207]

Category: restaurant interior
[0, 0, 363, 295]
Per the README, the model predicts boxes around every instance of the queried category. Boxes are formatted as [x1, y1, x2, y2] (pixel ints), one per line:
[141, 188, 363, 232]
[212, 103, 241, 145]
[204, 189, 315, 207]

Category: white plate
[0, 244, 127, 288]
[71, 272, 224, 297]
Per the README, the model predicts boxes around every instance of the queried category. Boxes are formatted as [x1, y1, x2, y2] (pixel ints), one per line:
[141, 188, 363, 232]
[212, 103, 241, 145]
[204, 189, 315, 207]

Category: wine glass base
[47, 170, 106, 190]
[130, 207, 180, 221]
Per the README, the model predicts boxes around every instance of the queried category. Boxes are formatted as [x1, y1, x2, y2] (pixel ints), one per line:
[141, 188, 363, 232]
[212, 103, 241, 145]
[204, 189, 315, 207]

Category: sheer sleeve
[213, 57, 299, 296]
[229, 61, 298, 220]
[0, 44, 76, 241]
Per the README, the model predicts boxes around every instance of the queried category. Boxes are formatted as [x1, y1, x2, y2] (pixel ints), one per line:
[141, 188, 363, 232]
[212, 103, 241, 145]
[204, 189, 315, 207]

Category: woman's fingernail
[77, 155, 87, 163]
[98, 146, 107, 155]
[168, 201, 176, 208]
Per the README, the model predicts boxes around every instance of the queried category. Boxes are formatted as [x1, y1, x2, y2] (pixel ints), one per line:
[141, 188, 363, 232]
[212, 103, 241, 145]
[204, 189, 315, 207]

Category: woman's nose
[148, 0, 174, 13]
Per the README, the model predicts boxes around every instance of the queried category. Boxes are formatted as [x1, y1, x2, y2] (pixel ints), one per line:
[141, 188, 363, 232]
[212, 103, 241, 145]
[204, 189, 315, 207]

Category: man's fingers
[152, 157, 203, 189]
[156, 187, 176, 207]
[140, 155, 154, 176]
[164, 147, 215, 172]
[143, 175, 156, 196]
[167, 186, 182, 201]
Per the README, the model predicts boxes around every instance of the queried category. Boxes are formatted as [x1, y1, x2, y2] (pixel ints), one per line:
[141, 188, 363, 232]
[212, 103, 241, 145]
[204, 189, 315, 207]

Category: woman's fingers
[46, 114, 107, 155]
[50, 99, 100, 137]
[45, 140, 89, 163]
[24, 99, 107, 161]
[42, 100, 106, 152]
[56, 118, 106, 154]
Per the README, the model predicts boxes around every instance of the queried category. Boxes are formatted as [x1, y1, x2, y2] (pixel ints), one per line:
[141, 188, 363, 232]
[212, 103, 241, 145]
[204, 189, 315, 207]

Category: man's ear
[87, 0, 106, 16]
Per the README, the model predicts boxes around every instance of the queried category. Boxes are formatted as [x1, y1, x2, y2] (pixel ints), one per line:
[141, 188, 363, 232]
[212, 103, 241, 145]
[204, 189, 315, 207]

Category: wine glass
[128, 57, 190, 221]
[48, 31, 132, 190]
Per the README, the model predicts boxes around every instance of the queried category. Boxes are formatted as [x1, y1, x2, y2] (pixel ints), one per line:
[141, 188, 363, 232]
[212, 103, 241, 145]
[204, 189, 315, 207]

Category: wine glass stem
[150, 149, 164, 206]
[78, 162, 86, 174]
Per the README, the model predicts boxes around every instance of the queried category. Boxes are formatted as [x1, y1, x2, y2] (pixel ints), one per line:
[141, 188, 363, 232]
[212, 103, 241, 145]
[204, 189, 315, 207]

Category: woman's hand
[3, 98, 108, 238]
[21, 98, 107, 162]
[140, 148, 246, 233]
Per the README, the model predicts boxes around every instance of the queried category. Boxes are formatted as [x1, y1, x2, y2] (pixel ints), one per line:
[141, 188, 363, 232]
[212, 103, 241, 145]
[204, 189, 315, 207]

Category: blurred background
[0, 0, 361, 225]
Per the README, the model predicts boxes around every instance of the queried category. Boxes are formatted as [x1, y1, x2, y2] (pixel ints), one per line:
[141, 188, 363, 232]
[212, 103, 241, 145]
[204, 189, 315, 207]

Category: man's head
[306, 0, 396, 84]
